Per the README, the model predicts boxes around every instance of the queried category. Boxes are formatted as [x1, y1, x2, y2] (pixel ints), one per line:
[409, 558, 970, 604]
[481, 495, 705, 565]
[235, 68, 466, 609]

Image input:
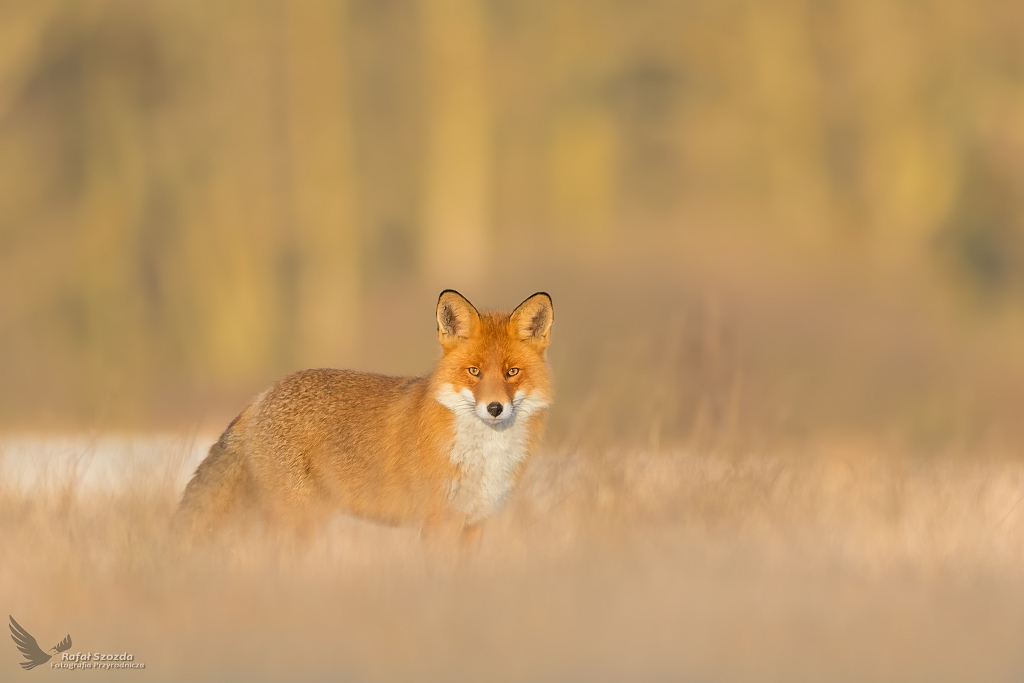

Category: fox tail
[171, 411, 252, 547]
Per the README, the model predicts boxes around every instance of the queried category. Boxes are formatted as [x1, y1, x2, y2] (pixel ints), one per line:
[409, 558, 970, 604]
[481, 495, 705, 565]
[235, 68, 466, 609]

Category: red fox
[174, 290, 553, 545]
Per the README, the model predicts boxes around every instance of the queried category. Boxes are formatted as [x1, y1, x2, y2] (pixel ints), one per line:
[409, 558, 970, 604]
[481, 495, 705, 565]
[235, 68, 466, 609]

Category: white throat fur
[435, 384, 548, 522]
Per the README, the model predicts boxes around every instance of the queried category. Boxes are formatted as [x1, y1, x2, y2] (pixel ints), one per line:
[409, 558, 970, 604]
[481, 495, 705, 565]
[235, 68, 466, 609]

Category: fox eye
[506, 367, 520, 377]
[467, 367, 480, 376]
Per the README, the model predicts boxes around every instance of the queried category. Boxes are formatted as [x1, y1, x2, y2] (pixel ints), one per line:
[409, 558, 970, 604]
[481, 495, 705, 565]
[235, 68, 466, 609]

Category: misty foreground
[2, 436, 1024, 682]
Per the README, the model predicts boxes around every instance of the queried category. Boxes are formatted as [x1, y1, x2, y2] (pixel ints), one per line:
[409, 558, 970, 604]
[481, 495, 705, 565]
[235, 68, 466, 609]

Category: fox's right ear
[437, 290, 480, 350]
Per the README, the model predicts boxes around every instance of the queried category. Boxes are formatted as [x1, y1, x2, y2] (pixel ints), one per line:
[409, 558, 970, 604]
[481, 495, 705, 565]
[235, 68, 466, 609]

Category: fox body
[174, 290, 553, 542]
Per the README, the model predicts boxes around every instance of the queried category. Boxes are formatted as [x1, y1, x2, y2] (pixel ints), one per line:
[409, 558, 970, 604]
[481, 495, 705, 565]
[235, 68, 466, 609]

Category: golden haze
[2, 2, 1024, 681]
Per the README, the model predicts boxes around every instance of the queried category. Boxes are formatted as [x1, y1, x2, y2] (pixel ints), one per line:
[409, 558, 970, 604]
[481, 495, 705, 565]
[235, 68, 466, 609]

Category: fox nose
[487, 402, 503, 417]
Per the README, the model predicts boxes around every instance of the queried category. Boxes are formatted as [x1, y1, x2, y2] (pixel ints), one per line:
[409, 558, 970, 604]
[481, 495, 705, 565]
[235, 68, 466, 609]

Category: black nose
[487, 402, 503, 417]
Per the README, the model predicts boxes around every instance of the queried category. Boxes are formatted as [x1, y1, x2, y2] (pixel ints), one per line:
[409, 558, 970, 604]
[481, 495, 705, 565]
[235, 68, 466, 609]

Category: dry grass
[2, 435, 1024, 682]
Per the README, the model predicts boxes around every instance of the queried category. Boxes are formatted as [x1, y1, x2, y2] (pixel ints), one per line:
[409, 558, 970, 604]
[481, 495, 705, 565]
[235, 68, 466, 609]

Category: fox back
[173, 290, 553, 543]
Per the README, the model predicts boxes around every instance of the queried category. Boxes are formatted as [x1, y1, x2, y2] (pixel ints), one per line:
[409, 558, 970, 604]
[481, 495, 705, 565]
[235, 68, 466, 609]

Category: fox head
[433, 290, 553, 427]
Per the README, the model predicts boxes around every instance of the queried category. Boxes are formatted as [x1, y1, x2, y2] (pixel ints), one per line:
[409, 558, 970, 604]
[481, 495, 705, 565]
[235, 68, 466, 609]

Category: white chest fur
[435, 385, 546, 523]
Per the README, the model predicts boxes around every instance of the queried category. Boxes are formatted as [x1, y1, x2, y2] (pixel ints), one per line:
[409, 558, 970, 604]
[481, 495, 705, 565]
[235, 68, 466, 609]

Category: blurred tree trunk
[420, 0, 492, 288]
[76, 4, 150, 412]
[548, 107, 617, 243]
[195, 0, 358, 380]
[0, 3, 57, 124]
[278, 0, 359, 368]
[545, 0, 616, 245]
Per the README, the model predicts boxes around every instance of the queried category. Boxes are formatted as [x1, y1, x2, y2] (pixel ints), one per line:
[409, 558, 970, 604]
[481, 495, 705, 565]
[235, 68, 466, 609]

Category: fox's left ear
[510, 292, 553, 349]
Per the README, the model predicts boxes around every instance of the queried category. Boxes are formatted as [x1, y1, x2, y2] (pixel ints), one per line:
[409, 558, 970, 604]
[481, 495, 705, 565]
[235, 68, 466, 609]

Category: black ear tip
[436, 290, 480, 320]
[525, 292, 552, 311]
[438, 288, 463, 301]
[512, 291, 554, 319]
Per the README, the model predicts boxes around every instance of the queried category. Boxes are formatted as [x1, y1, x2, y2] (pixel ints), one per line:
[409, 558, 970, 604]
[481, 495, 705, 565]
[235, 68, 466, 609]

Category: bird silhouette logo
[9, 616, 72, 671]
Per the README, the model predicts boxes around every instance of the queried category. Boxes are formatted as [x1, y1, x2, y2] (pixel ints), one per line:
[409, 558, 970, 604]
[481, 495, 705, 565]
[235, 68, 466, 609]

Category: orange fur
[173, 290, 553, 545]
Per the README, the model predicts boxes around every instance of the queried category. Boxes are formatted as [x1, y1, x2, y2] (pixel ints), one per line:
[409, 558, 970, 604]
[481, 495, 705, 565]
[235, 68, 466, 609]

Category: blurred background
[1, 0, 1023, 454]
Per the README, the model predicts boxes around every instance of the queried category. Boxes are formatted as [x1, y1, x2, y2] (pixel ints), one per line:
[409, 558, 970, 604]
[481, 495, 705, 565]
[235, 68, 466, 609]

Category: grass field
[3, 433, 1024, 682]
[4, 253, 1024, 682]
